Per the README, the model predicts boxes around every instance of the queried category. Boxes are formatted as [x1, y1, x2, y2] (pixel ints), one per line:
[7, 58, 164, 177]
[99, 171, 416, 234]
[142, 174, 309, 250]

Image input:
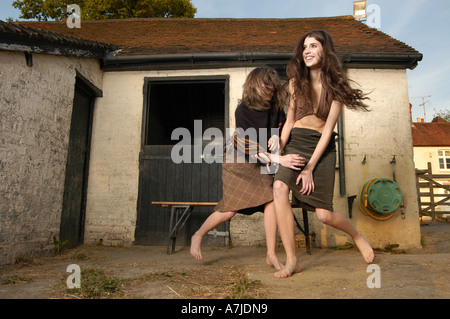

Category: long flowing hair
[242, 66, 287, 111]
[286, 30, 369, 112]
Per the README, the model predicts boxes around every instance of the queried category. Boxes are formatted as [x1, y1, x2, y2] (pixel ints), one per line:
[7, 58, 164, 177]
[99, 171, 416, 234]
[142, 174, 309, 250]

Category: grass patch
[160, 266, 265, 299]
[62, 267, 122, 299]
[227, 276, 261, 299]
[55, 265, 264, 299]
[2, 275, 33, 285]
[373, 243, 406, 254]
[335, 242, 355, 250]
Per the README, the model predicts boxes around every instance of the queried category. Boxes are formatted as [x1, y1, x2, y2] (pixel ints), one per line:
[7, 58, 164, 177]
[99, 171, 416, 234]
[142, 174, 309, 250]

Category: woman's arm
[279, 80, 296, 152]
[296, 100, 342, 195]
[265, 80, 305, 170]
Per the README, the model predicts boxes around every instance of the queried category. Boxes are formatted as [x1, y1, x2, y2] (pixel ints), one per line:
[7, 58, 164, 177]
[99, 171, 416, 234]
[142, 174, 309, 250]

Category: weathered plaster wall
[0, 51, 102, 266]
[232, 68, 422, 250]
[85, 66, 421, 252]
[83, 67, 251, 246]
[335, 68, 421, 250]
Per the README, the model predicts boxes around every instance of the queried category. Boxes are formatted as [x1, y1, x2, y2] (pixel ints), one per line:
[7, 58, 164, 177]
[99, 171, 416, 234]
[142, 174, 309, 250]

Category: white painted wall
[84, 67, 254, 245]
[324, 68, 421, 250]
[233, 68, 422, 250]
[85, 67, 422, 251]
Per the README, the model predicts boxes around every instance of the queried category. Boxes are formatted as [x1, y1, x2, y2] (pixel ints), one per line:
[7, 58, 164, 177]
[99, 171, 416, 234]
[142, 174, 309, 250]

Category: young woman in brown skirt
[190, 67, 306, 270]
[273, 30, 375, 278]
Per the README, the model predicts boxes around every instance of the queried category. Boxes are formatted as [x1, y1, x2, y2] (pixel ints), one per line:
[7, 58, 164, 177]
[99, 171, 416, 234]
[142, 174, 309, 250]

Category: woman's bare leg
[190, 210, 236, 260]
[263, 201, 283, 270]
[315, 208, 374, 263]
[273, 181, 301, 278]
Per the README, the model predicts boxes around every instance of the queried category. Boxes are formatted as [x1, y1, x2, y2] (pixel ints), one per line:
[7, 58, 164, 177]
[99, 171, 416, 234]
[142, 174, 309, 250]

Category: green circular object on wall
[366, 178, 402, 214]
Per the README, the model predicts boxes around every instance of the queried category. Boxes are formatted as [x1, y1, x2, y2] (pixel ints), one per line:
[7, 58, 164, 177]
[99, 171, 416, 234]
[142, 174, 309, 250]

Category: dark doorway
[60, 73, 100, 249]
[135, 76, 229, 246]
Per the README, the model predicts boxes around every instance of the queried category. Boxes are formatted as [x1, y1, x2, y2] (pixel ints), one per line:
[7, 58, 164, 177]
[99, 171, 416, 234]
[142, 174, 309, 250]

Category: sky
[1, 0, 449, 122]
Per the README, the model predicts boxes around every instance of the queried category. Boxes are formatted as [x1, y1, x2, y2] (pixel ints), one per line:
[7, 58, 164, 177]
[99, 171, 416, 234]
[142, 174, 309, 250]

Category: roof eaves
[0, 20, 119, 58]
[103, 51, 293, 71]
[103, 51, 423, 71]
[340, 53, 423, 70]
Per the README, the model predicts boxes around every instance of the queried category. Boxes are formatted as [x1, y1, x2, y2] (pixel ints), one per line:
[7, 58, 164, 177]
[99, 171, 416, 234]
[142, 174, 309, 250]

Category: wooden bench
[152, 202, 218, 254]
[152, 197, 311, 255]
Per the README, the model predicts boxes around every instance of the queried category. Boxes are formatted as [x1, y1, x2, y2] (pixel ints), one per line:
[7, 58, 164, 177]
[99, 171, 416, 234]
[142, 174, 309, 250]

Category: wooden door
[60, 79, 95, 248]
[135, 77, 229, 246]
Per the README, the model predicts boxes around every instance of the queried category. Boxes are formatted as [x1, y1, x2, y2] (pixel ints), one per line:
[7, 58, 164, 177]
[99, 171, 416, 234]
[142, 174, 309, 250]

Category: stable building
[0, 21, 115, 265]
[0, 16, 423, 265]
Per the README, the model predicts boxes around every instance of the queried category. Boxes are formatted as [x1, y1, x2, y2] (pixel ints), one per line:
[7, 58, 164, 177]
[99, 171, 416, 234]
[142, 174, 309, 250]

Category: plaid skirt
[274, 127, 336, 212]
[215, 160, 274, 215]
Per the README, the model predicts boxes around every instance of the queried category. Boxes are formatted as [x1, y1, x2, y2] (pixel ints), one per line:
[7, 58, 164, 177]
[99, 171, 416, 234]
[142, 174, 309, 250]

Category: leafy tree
[432, 109, 450, 122]
[12, 0, 70, 21]
[152, 0, 197, 18]
[12, 0, 197, 21]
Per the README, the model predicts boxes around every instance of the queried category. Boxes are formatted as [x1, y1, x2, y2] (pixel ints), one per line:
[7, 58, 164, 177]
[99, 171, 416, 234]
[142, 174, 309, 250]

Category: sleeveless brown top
[294, 86, 333, 122]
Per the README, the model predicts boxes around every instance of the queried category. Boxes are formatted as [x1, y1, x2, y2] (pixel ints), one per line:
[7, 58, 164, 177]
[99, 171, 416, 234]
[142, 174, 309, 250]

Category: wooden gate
[416, 162, 450, 220]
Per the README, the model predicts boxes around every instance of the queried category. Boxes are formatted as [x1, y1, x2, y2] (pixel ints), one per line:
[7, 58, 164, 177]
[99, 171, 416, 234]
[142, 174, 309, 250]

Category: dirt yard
[1, 222, 449, 300]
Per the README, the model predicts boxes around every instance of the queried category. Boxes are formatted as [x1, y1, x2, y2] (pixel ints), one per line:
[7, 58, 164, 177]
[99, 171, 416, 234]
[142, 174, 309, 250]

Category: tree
[12, 0, 70, 21]
[12, 0, 197, 21]
[433, 109, 450, 122]
[152, 0, 197, 18]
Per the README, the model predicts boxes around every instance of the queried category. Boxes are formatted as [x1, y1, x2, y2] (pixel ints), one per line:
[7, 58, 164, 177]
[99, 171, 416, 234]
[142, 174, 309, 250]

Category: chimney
[410, 103, 412, 123]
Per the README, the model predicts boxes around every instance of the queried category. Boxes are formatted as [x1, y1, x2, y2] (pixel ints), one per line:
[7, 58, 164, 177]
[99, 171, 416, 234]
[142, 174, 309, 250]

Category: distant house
[412, 117, 450, 214]
[1, 16, 423, 265]
[412, 116, 450, 172]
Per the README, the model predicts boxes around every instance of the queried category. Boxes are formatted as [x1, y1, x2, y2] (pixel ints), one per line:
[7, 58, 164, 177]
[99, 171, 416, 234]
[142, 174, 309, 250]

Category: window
[438, 150, 450, 170]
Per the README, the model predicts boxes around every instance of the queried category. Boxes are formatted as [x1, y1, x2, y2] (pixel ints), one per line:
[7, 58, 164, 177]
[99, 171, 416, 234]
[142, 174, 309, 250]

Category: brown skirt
[274, 127, 336, 212]
[215, 160, 274, 215]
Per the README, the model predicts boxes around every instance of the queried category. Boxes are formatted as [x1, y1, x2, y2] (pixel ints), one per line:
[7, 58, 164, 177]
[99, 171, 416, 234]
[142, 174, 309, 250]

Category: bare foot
[266, 254, 283, 271]
[190, 232, 203, 260]
[274, 259, 301, 278]
[354, 232, 375, 264]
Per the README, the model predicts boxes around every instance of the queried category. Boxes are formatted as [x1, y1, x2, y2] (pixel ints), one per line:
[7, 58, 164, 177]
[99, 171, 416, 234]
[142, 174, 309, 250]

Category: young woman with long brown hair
[190, 66, 305, 269]
[273, 30, 375, 278]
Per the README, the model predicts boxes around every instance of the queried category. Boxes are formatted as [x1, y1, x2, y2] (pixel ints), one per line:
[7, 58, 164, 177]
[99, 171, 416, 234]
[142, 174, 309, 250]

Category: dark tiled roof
[0, 20, 117, 58]
[18, 16, 420, 58]
[412, 117, 450, 146]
